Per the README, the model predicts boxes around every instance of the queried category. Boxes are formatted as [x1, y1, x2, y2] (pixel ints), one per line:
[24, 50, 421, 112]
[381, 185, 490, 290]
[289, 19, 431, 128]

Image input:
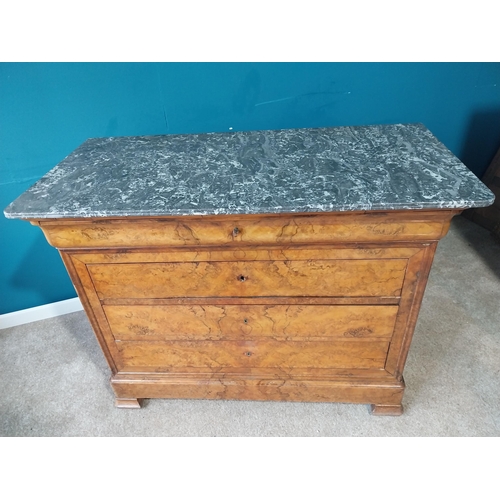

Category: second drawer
[90, 259, 407, 299]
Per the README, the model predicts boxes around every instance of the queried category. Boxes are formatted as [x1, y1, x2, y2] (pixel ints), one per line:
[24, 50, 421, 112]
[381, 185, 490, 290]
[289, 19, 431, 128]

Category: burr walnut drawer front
[104, 304, 399, 341]
[89, 259, 407, 299]
[41, 214, 448, 248]
[114, 339, 391, 371]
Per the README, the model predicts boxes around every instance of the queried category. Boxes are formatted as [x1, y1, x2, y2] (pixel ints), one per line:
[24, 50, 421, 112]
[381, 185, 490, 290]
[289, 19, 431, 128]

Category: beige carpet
[1, 215, 499, 436]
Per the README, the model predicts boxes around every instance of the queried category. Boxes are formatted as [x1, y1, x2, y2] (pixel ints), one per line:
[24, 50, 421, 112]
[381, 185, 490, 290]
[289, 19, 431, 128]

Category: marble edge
[82, 123, 417, 142]
[4, 198, 495, 220]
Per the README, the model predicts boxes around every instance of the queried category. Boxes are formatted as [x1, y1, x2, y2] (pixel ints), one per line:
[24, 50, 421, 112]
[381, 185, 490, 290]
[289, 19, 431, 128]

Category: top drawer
[38, 212, 452, 249]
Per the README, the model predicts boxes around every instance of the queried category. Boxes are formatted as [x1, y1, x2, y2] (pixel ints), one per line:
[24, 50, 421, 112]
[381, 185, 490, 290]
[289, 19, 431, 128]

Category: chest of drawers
[34, 209, 453, 414]
[5, 124, 494, 415]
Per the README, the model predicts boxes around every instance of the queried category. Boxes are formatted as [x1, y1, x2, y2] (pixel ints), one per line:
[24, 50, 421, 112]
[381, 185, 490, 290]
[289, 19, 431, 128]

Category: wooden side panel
[104, 304, 399, 341]
[385, 244, 438, 376]
[115, 339, 390, 371]
[59, 253, 120, 373]
[89, 259, 408, 299]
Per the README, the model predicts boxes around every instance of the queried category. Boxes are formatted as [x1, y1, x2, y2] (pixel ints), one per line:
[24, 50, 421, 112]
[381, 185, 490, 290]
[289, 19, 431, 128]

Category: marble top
[4, 123, 495, 219]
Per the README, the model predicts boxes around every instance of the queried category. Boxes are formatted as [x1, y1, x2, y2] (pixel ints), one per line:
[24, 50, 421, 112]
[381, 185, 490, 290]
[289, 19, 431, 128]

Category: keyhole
[243, 318, 248, 324]
[233, 227, 240, 235]
[238, 275, 246, 282]
[245, 351, 252, 357]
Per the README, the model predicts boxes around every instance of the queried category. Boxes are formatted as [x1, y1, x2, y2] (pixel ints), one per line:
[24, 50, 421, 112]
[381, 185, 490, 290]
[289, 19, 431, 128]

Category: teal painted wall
[2, 63, 500, 314]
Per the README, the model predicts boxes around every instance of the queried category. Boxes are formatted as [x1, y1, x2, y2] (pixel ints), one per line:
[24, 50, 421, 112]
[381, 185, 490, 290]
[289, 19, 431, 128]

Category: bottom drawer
[115, 340, 390, 371]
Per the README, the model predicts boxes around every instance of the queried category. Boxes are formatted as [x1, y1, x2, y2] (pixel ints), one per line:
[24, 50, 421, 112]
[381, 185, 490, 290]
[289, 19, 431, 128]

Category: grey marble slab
[4, 123, 495, 219]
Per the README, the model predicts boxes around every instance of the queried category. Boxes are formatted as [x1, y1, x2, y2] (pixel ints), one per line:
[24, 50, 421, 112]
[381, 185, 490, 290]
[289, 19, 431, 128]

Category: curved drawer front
[40, 213, 450, 248]
[115, 340, 390, 371]
[104, 304, 399, 341]
[90, 259, 407, 299]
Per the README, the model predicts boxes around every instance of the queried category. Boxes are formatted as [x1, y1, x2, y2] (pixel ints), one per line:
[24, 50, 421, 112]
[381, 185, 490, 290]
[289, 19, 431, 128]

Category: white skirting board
[0, 297, 84, 329]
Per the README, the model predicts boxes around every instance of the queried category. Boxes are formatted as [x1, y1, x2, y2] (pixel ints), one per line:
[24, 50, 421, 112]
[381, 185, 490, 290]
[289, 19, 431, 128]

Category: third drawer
[104, 304, 399, 341]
